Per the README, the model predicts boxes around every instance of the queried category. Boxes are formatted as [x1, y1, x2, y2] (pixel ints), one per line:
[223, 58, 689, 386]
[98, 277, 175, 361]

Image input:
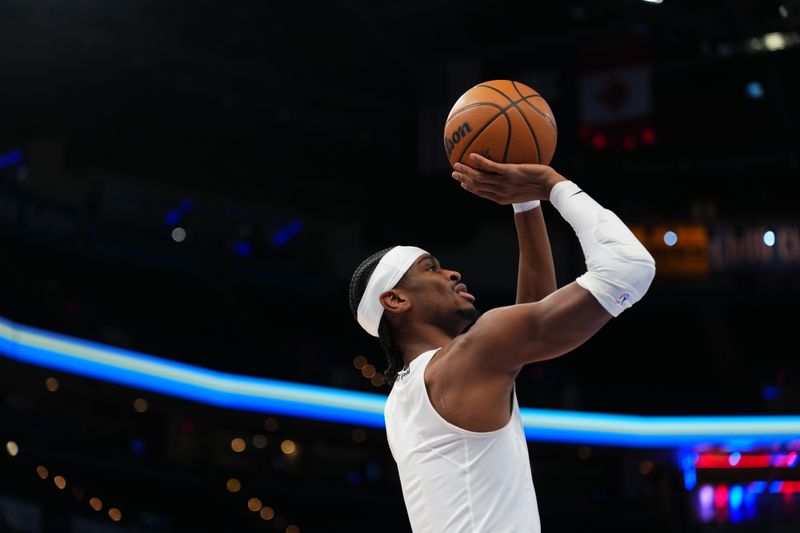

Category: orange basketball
[443, 80, 557, 168]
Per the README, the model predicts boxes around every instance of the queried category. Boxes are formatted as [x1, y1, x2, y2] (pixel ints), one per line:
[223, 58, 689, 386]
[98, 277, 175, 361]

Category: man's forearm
[549, 180, 656, 316]
[514, 206, 557, 304]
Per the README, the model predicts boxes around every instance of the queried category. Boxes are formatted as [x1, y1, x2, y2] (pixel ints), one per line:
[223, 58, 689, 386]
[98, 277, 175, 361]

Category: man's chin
[458, 307, 481, 333]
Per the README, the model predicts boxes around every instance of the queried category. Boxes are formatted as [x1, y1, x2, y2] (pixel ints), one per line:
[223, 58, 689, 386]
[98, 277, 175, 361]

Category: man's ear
[380, 289, 410, 315]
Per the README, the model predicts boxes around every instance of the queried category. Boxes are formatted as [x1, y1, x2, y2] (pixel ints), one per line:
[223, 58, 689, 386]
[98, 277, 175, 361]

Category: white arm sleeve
[549, 180, 656, 317]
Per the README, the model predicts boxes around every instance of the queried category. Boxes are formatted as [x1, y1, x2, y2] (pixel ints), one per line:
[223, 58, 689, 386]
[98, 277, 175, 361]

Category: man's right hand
[451, 152, 566, 205]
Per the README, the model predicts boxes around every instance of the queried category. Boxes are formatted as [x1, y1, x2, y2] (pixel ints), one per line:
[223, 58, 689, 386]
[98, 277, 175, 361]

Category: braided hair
[348, 247, 406, 387]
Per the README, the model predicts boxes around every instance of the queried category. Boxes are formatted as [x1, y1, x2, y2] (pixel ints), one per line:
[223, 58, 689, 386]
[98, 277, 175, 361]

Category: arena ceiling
[0, 0, 797, 218]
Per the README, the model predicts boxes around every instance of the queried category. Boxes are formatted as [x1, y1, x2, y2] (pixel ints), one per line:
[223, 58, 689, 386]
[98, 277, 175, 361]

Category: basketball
[443, 80, 557, 168]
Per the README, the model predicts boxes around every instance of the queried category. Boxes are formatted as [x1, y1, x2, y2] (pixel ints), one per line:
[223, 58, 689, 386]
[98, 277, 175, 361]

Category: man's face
[402, 254, 479, 333]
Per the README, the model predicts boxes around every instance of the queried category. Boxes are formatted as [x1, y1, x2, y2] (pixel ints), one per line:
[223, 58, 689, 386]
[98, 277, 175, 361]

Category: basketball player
[348, 153, 656, 532]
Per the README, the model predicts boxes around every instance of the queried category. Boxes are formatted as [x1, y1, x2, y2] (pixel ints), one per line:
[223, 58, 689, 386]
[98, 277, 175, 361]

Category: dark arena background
[1, 1, 799, 532]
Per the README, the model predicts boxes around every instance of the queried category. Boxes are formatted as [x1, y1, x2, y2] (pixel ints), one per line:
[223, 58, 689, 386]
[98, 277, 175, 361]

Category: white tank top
[384, 348, 541, 533]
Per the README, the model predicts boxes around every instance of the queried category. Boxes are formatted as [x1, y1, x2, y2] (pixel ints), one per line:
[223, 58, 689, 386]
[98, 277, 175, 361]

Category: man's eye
[427, 265, 437, 272]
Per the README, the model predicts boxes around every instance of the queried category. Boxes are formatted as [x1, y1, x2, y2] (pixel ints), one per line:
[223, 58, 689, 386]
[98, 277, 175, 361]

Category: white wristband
[512, 200, 541, 213]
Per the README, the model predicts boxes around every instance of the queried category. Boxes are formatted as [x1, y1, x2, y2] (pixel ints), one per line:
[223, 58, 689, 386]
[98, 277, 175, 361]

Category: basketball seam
[446, 101, 505, 123]
[500, 85, 541, 164]
[448, 95, 535, 121]
[502, 109, 511, 163]
[512, 105, 540, 165]
[476, 83, 543, 164]
[476, 86, 515, 164]
[455, 107, 509, 166]
[511, 81, 558, 136]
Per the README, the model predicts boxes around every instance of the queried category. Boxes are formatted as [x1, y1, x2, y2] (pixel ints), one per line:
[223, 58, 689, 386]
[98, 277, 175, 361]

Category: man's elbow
[637, 251, 657, 298]
[579, 248, 656, 317]
[622, 249, 656, 305]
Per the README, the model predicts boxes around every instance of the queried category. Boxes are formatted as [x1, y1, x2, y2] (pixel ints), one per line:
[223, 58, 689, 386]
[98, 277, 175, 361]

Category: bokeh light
[226, 478, 241, 493]
[5, 441, 18, 457]
[133, 398, 149, 413]
[280, 440, 297, 455]
[45, 377, 59, 392]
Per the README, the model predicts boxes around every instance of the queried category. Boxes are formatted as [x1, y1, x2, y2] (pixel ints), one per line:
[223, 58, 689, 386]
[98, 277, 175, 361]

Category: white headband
[357, 245, 428, 337]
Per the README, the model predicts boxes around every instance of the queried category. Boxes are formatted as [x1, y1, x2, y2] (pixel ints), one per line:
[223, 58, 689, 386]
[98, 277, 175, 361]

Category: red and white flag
[579, 65, 652, 125]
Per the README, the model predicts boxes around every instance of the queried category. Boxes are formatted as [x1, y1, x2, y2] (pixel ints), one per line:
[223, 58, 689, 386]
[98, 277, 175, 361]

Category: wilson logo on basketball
[443, 122, 473, 158]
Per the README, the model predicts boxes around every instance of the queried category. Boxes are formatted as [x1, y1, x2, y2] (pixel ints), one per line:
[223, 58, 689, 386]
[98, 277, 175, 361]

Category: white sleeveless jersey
[384, 348, 541, 533]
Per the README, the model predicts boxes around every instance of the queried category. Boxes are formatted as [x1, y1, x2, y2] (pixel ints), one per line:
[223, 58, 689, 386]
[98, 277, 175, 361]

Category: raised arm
[453, 154, 558, 304]
[452, 155, 656, 376]
[514, 206, 557, 304]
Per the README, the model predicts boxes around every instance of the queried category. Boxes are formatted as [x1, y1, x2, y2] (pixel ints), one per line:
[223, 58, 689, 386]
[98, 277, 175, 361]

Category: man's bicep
[469, 282, 612, 375]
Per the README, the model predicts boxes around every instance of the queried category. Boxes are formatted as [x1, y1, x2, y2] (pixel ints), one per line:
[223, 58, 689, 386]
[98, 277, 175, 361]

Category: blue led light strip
[1, 316, 799, 447]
